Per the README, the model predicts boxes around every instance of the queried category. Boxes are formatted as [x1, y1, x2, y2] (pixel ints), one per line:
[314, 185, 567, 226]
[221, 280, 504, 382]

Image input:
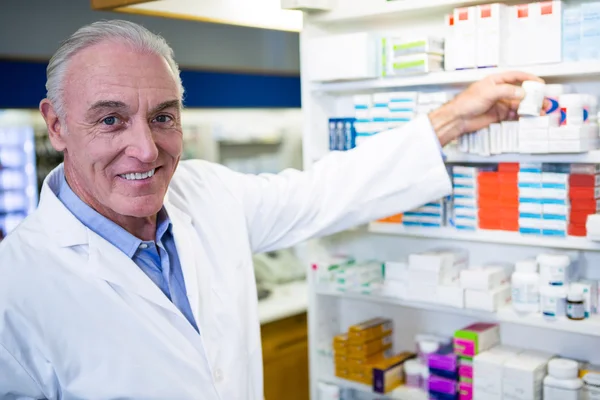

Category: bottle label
[567, 302, 585, 319]
[512, 284, 540, 304]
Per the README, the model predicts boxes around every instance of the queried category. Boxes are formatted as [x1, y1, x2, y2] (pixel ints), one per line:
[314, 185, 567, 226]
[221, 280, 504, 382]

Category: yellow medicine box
[348, 333, 393, 359]
[372, 351, 416, 394]
[349, 318, 393, 342]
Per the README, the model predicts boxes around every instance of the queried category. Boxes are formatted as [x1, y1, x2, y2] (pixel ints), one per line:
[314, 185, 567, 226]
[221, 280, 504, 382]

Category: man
[0, 20, 541, 399]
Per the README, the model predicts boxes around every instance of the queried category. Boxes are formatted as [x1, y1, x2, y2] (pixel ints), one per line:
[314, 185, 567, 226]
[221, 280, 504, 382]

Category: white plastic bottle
[537, 253, 571, 286]
[543, 358, 583, 400]
[518, 80, 546, 116]
[512, 259, 540, 313]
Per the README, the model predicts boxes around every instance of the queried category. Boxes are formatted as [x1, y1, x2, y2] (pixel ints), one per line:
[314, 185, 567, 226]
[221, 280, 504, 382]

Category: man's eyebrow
[149, 99, 182, 115]
[88, 100, 128, 112]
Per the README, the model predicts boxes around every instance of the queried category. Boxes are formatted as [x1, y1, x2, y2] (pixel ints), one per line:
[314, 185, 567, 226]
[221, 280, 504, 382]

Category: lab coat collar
[37, 165, 202, 332]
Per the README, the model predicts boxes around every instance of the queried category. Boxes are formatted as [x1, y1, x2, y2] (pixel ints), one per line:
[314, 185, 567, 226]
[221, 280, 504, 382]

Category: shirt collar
[57, 175, 172, 258]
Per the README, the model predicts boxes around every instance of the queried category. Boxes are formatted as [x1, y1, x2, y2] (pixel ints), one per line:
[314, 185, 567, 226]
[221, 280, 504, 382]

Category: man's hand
[429, 71, 546, 146]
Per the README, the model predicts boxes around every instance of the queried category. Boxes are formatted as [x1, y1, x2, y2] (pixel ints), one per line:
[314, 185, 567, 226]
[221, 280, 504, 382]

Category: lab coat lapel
[163, 200, 203, 328]
[87, 232, 182, 317]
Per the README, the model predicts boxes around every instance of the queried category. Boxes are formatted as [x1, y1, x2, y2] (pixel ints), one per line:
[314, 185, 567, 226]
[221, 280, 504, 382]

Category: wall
[0, 0, 301, 108]
[0, 0, 300, 74]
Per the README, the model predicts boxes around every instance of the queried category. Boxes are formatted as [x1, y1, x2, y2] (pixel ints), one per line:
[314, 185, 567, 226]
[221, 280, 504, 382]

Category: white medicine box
[453, 6, 477, 70]
[281, 0, 333, 11]
[306, 33, 379, 82]
[476, 3, 509, 68]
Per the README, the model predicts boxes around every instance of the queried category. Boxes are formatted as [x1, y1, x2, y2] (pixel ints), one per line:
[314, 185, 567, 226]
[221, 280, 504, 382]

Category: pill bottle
[404, 359, 423, 389]
[537, 253, 570, 286]
[544, 84, 568, 115]
[543, 358, 583, 400]
[583, 372, 600, 400]
[420, 364, 430, 392]
[567, 288, 586, 320]
[540, 285, 567, 320]
[560, 94, 587, 126]
[419, 339, 440, 363]
[512, 259, 540, 314]
[518, 81, 546, 117]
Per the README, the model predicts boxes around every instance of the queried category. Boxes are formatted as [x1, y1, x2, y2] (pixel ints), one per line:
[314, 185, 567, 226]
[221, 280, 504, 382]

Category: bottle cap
[548, 358, 579, 380]
[515, 259, 538, 274]
[419, 340, 440, 355]
[568, 287, 584, 302]
[536, 253, 571, 268]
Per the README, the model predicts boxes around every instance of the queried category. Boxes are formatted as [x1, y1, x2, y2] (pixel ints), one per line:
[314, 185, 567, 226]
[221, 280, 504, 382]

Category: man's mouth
[119, 168, 156, 181]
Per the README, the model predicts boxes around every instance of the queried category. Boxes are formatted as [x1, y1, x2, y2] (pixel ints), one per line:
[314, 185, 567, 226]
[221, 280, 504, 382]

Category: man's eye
[154, 115, 173, 123]
[101, 116, 119, 126]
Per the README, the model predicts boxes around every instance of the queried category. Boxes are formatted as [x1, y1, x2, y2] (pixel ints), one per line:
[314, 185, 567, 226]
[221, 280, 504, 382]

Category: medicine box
[437, 285, 465, 308]
[581, 2, 600, 61]
[465, 285, 511, 312]
[474, 346, 523, 398]
[502, 350, 554, 400]
[307, 32, 379, 82]
[563, 5, 581, 62]
[348, 334, 393, 359]
[571, 280, 599, 317]
[349, 317, 393, 342]
[384, 261, 408, 281]
[460, 267, 508, 291]
[391, 53, 444, 75]
[476, 3, 509, 68]
[408, 248, 469, 271]
[454, 323, 500, 358]
[373, 352, 416, 393]
[453, 7, 477, 69]
[391, 37, 444, 57]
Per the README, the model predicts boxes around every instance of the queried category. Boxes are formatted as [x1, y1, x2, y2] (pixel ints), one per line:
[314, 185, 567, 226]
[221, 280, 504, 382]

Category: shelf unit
[299, 1, 600, 398]
[316, 288, 600, 337]
[368, 222, 600, 251]
[311, 61, 600, 93]
[325, 377, 428, 400]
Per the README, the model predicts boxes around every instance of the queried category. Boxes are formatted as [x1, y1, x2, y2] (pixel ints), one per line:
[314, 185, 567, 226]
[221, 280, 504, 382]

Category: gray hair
[45, 19, 184, 118]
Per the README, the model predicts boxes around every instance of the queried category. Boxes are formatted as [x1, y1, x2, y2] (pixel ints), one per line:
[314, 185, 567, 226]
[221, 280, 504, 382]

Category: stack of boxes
[477, 169, 501, 230]
[518, 163, 544, 236]
[332, 260, 384, 295]
[454, 323, 501, 400]
[381, 36, 444, 76]
[451, 166, 480, 231]
[569, 164, 600, 236]
[426, 342, 460, 399]
[333, 318, 416, 394]
[502, 350, 555, 399]
[541, 165, 571, 237]
[446, 1, 561, 72]
[461, 264, 513, 312]
[405, 248, 468, 307]
[0, 124, 37, 239]
[349, 92, 417, 147]
[402, 199, 447, 228]
[498, 163, 520, 232]
[473, 346, 523, 399]
[562, 1, 600, 62]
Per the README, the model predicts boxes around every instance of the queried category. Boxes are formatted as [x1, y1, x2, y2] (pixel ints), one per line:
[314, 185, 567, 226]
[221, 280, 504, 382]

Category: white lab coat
[0, 116, 451, 400]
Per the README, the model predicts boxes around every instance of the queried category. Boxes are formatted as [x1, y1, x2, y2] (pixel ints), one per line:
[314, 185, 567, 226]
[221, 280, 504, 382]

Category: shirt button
[139, 243, 149, 249]
[213, 369, 223, 383]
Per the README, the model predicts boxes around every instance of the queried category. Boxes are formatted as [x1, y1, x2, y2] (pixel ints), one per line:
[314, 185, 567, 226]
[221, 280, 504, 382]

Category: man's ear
[40, 99, 67, 152]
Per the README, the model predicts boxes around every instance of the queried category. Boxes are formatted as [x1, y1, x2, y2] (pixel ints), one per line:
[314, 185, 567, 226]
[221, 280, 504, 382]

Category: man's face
[53, 40, 183, 218]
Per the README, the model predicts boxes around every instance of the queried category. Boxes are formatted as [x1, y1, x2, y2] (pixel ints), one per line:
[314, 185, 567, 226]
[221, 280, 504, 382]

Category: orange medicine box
[372, 352, 417, 394]
[335, 365, 350, 380]
[348, 338, 393, 360]
[337, 348, 395, 369]
[349, 317, 393, 342]
[333, 333, 349, 353]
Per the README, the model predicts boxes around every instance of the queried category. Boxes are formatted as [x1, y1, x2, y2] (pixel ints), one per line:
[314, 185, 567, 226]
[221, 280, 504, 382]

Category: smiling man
[0, 20, 541, 399]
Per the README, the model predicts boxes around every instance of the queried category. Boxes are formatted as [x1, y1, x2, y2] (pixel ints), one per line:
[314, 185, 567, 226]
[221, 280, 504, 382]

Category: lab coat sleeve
[0, 343, 44, 399]
[209, 115, 451, 254]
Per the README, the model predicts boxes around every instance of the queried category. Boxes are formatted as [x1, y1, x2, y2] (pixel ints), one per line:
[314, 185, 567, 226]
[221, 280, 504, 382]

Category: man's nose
[125, 122, 159, 163]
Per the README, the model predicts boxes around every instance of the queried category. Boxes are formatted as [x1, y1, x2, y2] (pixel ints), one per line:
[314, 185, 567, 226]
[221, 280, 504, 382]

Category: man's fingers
[494, 83, 526, 101]
[491, 70, 544, 85]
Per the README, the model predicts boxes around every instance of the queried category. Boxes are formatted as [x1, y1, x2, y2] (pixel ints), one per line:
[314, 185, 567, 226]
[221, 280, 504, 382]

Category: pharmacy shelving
[311, 61, 600, 94]
[310, 0, 498, 24]
[323, 377, 428, 400]
[444, 149, 600, 164]
[316, 288, 600, 337]
[299, 0, 600, 398]
[368, 222, 600, 251]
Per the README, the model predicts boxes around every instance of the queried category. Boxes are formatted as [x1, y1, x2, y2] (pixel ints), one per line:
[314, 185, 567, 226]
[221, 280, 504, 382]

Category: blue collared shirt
[57, 177, 199, 333]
